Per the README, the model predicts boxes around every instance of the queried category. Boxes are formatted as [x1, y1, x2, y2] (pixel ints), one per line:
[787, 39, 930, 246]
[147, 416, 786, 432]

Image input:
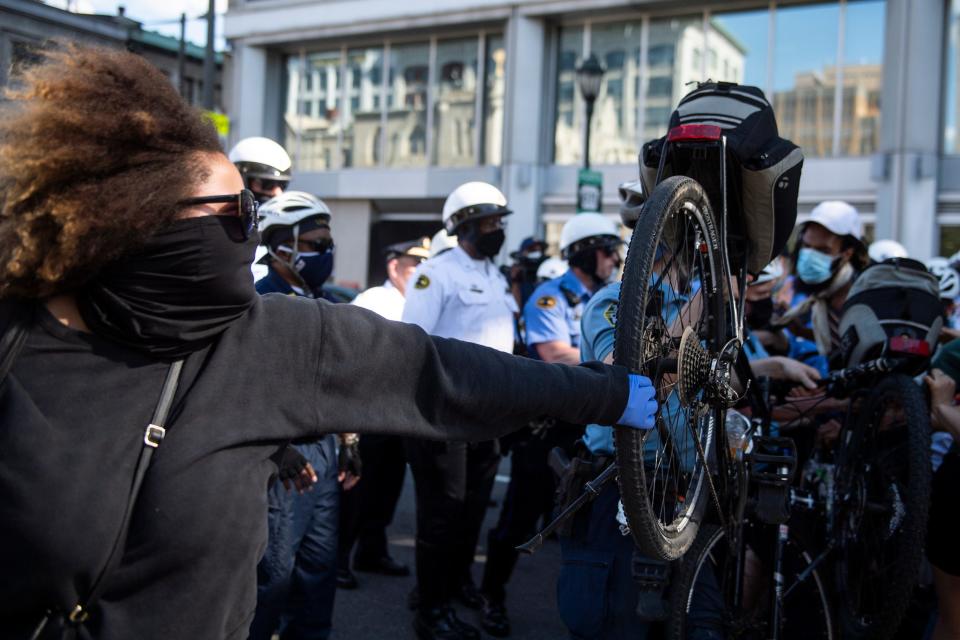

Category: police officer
[229, 136, 294, 281]
[228, 136, 293, 204]
[249, 192, 360, 640]
[556, 199, 668, 640]
[337, 238, 431, 589]
[478, 214, 623, 637]
[401, 182, 517, 640]
[255, 191, 337, 299]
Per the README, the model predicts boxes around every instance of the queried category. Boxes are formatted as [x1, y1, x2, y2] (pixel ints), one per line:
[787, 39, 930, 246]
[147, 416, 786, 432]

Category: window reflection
[386, 42, 430, 167]
[710, 9, 767, 88]
[433, 38, 478, 167]
[484, 34, 506, 165]
[773, 3, 840, 158]
[343, 48, 384, 168]
[294, 51, 341, 171]
[554, 26, 584, 164]
[588, 21, 643, 165]
[643, 16, 702, 141]
[841, 0, 885, 156]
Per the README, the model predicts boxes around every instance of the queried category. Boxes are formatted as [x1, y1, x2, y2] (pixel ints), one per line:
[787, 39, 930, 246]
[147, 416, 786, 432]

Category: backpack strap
[31, 358, 185, 638]
[0, 299, 34, 383]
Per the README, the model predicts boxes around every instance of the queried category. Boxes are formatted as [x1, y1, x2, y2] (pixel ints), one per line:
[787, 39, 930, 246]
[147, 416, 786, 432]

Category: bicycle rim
[614, 175, 724, 561]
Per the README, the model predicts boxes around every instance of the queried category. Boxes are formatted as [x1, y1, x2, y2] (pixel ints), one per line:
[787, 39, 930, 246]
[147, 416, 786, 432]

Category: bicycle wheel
[614, 175, 725, 561]
[835, 374, 931, 639]
[665, 524, 834, 640]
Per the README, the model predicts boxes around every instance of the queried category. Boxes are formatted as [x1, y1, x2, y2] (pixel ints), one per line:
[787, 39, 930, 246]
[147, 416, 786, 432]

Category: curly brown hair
[0, 42, 223, 298]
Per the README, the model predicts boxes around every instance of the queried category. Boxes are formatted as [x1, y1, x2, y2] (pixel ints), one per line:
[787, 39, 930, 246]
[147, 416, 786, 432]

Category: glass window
[554, 26, 584, 164]
[343, 47, 384, 168]
[295, 51, 342, 171]
[433, 37, 479, 167]
[840, 0, 885, 156]
[946, 0, 960, 153]
[386, 42, 430, 167]
[772, 3, 840, 158]
[710, 9, 768, 90]
[588, 21, 644, 165]
[283, 56, 302, 171]
[484, 34, 506, 165]
[643, 16, 702, 141]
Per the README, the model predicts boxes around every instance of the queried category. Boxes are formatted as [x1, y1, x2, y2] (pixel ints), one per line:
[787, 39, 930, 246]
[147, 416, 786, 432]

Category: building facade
[1, 0, 224, 112]
[224, 0, 950, 290]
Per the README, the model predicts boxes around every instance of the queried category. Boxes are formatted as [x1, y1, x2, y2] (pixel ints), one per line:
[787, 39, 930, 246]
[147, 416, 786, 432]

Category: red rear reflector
[889, 336, 930, 357]
[667, 124, 723, 142]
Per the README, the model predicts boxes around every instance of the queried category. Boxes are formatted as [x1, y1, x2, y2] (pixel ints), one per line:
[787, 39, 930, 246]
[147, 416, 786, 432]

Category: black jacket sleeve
[310, 300, 629, 442]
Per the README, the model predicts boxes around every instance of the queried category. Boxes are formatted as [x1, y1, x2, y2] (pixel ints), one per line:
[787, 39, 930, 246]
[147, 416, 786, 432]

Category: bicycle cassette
[677, 327, 710, 404]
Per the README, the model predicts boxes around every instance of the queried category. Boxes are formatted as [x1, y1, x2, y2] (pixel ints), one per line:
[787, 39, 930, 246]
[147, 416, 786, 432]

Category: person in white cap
[777, 201, 869, 357]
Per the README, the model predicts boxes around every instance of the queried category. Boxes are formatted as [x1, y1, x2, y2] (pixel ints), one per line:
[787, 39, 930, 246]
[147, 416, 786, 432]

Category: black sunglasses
[256, 178, 290, 193]
[179, 189, 260, 240]
[299, 237, 334, 254]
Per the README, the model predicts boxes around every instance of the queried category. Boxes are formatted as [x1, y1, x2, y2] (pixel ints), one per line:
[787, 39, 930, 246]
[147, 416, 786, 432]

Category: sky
[43, 0, 228, 50]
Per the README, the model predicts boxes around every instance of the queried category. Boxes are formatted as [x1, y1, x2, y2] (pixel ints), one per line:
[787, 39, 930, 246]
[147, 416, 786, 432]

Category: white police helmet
[868, 239, 908, 263]
[429, 229, 458, 259]
[560, 213, 622, 260]
[926, 257, 960, 300]
[258, 191, 331, 249]
[536, 257, 568, 281]
[442, 182, 512, 234]
[228, 137, 293, 184]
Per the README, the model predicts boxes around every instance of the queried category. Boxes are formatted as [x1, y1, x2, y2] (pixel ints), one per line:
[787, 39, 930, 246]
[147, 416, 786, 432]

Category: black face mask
[746, 297, 774, 331]
[476, 229, 506, 258]
[78, 216, 259, 359]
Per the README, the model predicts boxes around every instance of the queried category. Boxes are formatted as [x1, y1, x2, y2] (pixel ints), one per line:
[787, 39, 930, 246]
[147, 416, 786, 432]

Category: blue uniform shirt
[523, 269, 591, 358]
[581, 280, 690, 456]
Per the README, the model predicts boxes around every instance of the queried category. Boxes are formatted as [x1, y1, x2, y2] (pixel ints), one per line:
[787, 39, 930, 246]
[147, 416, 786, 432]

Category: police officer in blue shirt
[478, 214, 624, 637]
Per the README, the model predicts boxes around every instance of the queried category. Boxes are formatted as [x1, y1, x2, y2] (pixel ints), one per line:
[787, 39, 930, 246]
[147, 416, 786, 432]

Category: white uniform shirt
[351, 280, 406, 321]
[402, 246, 517, 353]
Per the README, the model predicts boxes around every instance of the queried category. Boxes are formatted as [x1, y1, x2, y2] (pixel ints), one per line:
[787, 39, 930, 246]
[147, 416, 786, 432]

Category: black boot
[413, 606, 479, 640]
[336, 567, 358, 589]
[481, 598, 511, 637]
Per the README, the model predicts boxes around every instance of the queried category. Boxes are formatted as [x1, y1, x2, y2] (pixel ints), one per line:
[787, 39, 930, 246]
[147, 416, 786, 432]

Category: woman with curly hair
[0, 44, 656, 639]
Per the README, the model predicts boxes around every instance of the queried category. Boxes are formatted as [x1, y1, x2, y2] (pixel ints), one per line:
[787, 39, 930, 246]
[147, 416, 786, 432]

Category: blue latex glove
[616, 374, 658, 430]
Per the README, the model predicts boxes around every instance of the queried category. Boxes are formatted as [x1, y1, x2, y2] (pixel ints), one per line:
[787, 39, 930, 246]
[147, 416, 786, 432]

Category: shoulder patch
[536, 295, 557, 309]
[414, 275, 431, 290]
[602, 301, 618, 326]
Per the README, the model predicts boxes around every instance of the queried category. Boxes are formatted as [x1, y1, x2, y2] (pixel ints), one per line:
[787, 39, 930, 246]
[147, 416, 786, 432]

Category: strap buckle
[68, 604, 89, 623]
[144, 424, 166, 448]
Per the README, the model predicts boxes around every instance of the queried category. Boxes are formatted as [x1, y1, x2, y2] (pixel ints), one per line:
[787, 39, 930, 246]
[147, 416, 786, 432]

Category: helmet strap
[268, 224, 314, 296]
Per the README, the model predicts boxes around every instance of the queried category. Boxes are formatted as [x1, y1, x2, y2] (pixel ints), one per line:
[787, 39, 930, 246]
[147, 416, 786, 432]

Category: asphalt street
[331, 456, 568, 639]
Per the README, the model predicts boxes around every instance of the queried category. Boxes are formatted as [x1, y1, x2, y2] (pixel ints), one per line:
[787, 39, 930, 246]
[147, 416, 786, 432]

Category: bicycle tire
[614, 175, 724, 561]
[665, 524, 834, 640]
[835, 374, 931, 639]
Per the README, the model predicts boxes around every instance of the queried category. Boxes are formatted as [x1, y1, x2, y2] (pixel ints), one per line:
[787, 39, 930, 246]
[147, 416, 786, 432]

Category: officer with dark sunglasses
[228, 136, 293, 204]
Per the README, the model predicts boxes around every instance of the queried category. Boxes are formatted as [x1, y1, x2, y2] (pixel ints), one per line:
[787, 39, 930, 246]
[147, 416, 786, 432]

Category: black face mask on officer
[462, 218, 506, 259]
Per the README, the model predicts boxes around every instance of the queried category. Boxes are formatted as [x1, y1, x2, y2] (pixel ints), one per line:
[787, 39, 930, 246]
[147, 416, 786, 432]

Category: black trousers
[405, 438, 500, 610]
[480, 437, 559, 604]
[338, 433, 407, 569]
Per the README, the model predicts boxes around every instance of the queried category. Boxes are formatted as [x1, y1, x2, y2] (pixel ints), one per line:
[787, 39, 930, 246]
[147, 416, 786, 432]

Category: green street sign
[577, 168, 603, 213]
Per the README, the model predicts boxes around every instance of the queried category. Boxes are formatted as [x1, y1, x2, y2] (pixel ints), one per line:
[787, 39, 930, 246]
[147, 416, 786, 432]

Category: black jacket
[0, 294, 628, 639]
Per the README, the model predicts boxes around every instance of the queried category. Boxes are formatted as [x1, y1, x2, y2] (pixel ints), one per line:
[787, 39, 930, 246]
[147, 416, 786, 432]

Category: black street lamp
[576, 53, 605, 170]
